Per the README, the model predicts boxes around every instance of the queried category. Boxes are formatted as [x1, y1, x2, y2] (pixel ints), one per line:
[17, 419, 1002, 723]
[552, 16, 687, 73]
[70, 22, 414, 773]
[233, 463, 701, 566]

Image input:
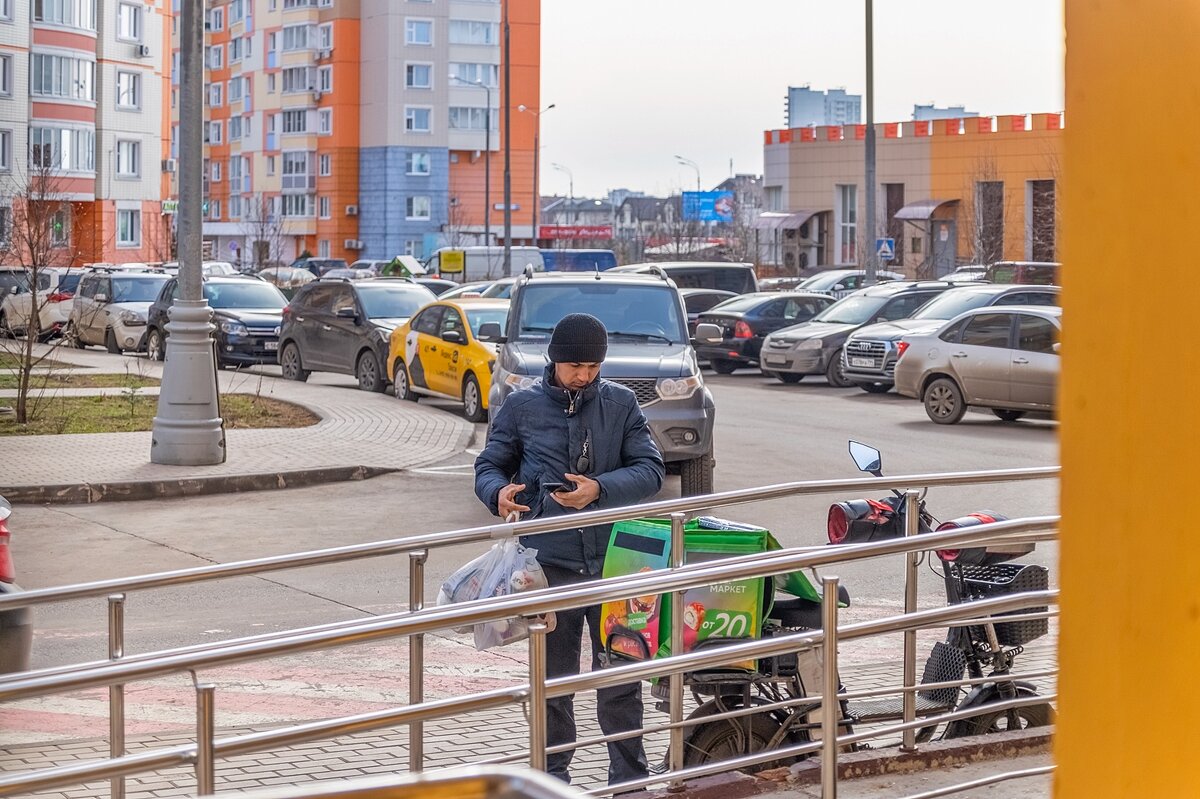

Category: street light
[451, 74, 492, 247]
[518, 103, 555, 244]
[551, 162, 573, 225]
[674, 154, 702, 192]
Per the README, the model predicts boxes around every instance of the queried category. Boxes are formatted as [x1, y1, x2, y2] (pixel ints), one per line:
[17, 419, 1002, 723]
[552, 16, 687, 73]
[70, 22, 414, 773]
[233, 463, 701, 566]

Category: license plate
[849, 356, 875, 368]
[763, 356, 787, 367]
[264, 341, 279, 351]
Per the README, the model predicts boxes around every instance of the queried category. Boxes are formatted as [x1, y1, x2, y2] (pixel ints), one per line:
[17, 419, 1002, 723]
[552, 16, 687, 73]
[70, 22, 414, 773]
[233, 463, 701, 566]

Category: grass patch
[0, 353, 76, 370]
[0, 372, 160, 390]
[0, 394, 319, 435]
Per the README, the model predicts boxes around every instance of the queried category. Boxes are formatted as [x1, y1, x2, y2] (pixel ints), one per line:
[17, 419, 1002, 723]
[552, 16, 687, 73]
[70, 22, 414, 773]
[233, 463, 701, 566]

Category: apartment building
[177, 0, 539, 268]
[0, 0, 169, 265]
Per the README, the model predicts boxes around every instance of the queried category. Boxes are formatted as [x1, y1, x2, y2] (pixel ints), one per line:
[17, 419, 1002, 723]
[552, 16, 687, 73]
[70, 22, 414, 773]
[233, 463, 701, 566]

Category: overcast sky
[538, 0, 1065, 199]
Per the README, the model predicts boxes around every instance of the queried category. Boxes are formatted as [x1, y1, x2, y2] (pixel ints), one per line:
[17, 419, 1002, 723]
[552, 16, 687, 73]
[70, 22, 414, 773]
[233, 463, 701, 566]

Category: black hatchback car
[694, 291, 835, 373]
[278, 277, 437, 391]
[146, 276, 288, 367]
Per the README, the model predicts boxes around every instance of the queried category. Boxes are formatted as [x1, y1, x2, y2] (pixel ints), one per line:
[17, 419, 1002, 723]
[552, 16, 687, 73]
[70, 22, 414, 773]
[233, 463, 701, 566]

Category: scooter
[670, 442, 1054, 771]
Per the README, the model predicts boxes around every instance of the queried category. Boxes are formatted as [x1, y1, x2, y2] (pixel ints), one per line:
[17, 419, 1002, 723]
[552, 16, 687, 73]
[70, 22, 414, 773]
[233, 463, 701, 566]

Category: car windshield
[910, 290, 995, 320]
[112, 276, 168, 302]
[58, 273, 82, 293]
[481, 281, 516, 299]
[466, 308, 510, 337]
[203, 282, 286, 309]
[357, 286, 436, 319]
[706, 294, 770, 313]
[517, 284, 686, 344]
[811, 294, 890, 325]
[0, 271, 29, 293]
[797, 272, 853, 290]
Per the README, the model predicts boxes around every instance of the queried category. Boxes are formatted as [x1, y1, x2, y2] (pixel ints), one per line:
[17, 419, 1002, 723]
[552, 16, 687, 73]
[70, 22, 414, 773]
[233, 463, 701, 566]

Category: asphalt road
[10, 366, 1058, 669]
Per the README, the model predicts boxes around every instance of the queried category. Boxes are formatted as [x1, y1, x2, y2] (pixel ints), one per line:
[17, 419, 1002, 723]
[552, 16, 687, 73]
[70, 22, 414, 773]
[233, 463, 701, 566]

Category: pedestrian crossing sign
[876, 238, 896, 260]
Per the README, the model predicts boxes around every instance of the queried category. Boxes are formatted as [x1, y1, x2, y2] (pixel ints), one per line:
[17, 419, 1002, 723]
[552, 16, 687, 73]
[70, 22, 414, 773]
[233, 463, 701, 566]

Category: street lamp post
[864, 0, 878, 283]
[551, 163, 573, 236]
[674, 154, 702, 192]
[151, 0, 225, 465]
[518, 103, 555, 245]
[451, 75, 491, 248]
[502, 0, 512, 276]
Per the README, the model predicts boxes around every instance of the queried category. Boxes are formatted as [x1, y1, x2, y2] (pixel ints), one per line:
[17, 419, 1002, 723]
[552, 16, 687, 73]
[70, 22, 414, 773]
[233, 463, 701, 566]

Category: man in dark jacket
[474, 312, 665, 786]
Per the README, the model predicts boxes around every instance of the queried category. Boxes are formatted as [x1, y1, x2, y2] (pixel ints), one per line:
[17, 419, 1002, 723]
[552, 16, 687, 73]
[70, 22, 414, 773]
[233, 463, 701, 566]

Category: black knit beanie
[548, 313, 608, 363]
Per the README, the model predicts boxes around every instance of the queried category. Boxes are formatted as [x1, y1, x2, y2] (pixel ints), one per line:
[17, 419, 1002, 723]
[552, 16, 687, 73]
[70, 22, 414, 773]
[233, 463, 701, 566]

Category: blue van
[539, 248, 618, 272]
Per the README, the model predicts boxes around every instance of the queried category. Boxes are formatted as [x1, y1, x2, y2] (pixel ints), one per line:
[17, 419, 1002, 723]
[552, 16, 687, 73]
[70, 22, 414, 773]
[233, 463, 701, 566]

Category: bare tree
[240, 194, 289, 270]
[440, 196, 472, 249]
[143, 210, 176, 264]
[958, 153, 1013, 267]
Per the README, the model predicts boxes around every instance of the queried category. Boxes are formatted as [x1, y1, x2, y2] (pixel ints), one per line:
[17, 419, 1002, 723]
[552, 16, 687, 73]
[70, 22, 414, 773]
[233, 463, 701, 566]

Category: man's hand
[549, 473, 601, 510]
[498, 483, 530, 519]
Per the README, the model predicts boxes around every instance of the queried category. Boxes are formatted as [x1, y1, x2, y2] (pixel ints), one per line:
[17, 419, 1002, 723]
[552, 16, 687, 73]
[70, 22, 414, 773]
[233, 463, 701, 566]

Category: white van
[425, 246, 544, 282]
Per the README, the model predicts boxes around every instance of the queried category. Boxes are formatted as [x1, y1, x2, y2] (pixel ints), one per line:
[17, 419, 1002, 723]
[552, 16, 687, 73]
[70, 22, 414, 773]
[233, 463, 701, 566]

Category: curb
[637, 728, 1053, 798]
[0, 465, 398, 504]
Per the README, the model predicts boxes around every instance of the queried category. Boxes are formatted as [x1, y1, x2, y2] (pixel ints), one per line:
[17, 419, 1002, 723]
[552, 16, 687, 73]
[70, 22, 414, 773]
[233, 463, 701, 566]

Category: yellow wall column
[1059, 2, 1200, 796]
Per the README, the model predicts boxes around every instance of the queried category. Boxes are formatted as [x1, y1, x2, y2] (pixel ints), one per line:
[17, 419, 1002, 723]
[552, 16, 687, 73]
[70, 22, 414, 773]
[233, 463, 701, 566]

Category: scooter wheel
[681, 712, 802, 772]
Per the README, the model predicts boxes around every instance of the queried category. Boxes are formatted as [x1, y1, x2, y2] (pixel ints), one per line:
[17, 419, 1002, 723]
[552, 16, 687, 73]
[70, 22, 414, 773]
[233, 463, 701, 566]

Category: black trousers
[540, 564, 648, 786]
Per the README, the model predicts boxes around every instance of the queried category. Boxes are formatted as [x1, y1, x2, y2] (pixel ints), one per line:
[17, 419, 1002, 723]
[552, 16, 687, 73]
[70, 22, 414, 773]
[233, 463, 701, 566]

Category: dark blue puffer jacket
[474, 364, 665, 575]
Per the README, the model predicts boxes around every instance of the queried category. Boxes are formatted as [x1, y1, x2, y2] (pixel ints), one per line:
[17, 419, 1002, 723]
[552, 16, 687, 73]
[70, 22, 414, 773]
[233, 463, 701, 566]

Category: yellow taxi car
[387, 298, 509, 422]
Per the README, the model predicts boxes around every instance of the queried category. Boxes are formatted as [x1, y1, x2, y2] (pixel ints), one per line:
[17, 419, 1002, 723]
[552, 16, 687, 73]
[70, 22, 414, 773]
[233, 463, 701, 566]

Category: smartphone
[543, 481, 576, 494]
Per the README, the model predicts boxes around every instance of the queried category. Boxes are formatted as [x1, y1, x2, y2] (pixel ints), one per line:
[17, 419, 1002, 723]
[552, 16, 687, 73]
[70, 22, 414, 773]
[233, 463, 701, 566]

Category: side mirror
[442, 329, 464, 344]
[832, 283, 846, 291]
[693, 322, 723, 345]
[848, 440, 883, 477]
[8, 285, 17, 295]
[477, 322, 504, 342]
[94, 292, 108, 302]
[335, 307, 358, 321]
[1052, 342, 1061, 354]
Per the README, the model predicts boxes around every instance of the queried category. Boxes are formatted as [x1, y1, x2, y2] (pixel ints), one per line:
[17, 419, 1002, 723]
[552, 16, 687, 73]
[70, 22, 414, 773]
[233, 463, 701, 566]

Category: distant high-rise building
[913, 104, 979, 121]
[785, 86, 861, 128]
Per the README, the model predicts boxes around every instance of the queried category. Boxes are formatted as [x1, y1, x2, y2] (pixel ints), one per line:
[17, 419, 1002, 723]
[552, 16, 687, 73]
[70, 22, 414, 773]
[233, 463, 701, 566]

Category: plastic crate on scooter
[956, 563, 1049, 646]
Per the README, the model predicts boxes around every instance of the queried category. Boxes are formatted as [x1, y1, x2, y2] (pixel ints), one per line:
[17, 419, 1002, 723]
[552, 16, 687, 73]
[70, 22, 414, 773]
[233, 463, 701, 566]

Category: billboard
[682, 191, 735, 223]
[539, 225, 614, 240]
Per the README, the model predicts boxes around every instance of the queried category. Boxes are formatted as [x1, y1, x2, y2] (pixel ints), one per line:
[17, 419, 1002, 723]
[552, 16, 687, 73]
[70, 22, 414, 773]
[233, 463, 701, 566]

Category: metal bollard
[667, 511, 687, 792]
[527, 620, 550, 771]
[821, 576, 840, 799]
[194, 684, 216, 795]
[901, 489, 920, 753]
[108, 594, 127, 799]
[408, 549, 428, 772]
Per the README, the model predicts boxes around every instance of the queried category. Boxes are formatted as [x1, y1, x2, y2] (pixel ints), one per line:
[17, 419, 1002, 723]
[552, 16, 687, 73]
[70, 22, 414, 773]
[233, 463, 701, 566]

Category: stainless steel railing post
[901, 489, 920, 753]
[667, 511, 687, 792]
[107, 594, 126, 799]
[194, 683, 216, 795]
[408, 549, 428, 772]
[821, 576, 840, 799]
[527, 620, 549, 771]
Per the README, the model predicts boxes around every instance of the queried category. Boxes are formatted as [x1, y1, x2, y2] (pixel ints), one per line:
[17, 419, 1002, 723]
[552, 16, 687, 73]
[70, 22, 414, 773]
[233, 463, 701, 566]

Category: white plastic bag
[436, 537, 550, 649]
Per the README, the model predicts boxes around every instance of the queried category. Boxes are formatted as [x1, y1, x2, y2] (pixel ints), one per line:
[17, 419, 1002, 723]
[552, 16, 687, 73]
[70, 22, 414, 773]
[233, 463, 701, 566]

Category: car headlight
[504, 373, 539, 391]
[656, 373, 703, 401]
[219, 319, 249, 336]
[795, 338, 823, 350]
[118, 310, 146, 326]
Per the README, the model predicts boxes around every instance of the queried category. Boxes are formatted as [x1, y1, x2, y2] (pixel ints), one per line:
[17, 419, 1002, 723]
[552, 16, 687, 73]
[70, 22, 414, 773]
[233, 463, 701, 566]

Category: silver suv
[842, 284, 1060, 393]
[488, 270, 717, 495]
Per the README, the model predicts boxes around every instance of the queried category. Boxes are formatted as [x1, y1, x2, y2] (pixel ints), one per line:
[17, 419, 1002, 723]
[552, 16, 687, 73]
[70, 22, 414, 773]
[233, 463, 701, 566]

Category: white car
[796, 269, 907, 299]
[67, 271, 171, 353]
[0, 267, 84, 339]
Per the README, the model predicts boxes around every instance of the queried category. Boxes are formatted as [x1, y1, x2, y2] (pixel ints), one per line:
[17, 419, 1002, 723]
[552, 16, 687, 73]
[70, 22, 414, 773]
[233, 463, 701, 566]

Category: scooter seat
[769, 586, 851, 630]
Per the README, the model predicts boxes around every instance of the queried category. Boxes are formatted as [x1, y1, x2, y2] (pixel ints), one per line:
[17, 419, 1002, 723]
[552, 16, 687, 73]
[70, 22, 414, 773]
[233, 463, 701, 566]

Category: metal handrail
[0, 517, 1058, 699]
[0, 466, 1057, 611]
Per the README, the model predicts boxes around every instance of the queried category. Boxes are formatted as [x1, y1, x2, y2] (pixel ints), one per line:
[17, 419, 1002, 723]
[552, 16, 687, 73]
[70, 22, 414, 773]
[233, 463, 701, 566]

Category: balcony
[281, 173, 316, 192]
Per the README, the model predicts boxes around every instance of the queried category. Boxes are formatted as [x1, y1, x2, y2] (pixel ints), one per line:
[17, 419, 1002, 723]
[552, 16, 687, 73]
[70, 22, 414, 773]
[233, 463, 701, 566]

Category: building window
[282, 109, 307, 133]
[1028, 179, 1056, 262]
[406, 195, 431, 220]
[281, 66, 313, 94]
[318, 65, 332, 93]
[317, 108, 331, 135]
[405, 106, 431, 132]
[209, 7, 223, 30]
[406, 152, 430, 175]
[34, 0, 97, 31]
[318, 22, 332, 50]
[449, 63, 498, 88]
[229, 37, 242, 62]
[0, 130, 9, 171]
[281, 194, 314, 217]
[116, 2, 141, 41]
[318, 196, 330, 219]
[448, 106, 495, 131]
[230, 0, 243, 22]
[448, 20, 497, 45]
[209, 45, 223, 70]
[116, 71, 141, 108]
[209, 121, 222, 143]
[318, 153, 331, 176]
[209, 82, 223, 106]
[209, 200, 220, 220]
[406, 63, 431, 89]
[211, 160, 221, 182]
[765, 186, 782, 212]
[282, 24, 314, 51]
[29, 126, 95, 172]
[0, 0, 12, 20]
[50, 208, 70, 246]
[405, 239, 423, 258]
[115, 139, 139, 177]
[836, 184, 857, 264]
[229, 116, 242, 139]
[405, 19, 432, 45]
[975, 180, 1004, 264]
[267, 73, 276, 93]
[229, 196, 242, 219]
[266, 155, 276, 175]
[318, 239, 330, 257]
[117, 209, 140, 247]
[281, 151, 311, 189]
[0, 54, 12, 97]
[0, 206, 10, 245]
[229, 77, 243, 102]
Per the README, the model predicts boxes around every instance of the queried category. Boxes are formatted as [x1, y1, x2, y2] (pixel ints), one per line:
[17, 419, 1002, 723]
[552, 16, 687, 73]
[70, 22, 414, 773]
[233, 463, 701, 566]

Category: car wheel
[280, 342, 309, 382]
[859, 383, 892, 394]
[462, 373, 486, 423]
[356, 351, 386, 392]
[680, 448, 715, 496]
[993, 409, 1027, 422]
[709, 358, 738, 375]
[146, 328, 166, 362]
[924, 377, 968, 424]
[0, 312, 13, 339]
[62, 321, 85, 348]
[825, 351, 853, 388]
[392, 359, 418, 401]
[776, 372, 804, 384]
[104, 328, 123, 354]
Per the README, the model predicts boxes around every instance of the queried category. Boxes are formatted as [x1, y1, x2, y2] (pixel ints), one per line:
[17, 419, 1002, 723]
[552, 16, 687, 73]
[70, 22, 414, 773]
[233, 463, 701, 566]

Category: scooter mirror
[848, 441, 883, 476]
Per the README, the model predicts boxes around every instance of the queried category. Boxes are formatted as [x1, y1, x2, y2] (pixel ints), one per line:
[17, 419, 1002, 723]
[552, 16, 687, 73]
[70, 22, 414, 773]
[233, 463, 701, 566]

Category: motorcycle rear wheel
[944, 702, 1054, 738]
[682, 712, 802, 773]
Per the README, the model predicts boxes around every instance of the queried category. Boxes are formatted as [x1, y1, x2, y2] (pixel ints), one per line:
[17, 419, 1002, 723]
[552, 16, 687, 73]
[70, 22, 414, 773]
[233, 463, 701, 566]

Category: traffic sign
[876, 238, 895, 260]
